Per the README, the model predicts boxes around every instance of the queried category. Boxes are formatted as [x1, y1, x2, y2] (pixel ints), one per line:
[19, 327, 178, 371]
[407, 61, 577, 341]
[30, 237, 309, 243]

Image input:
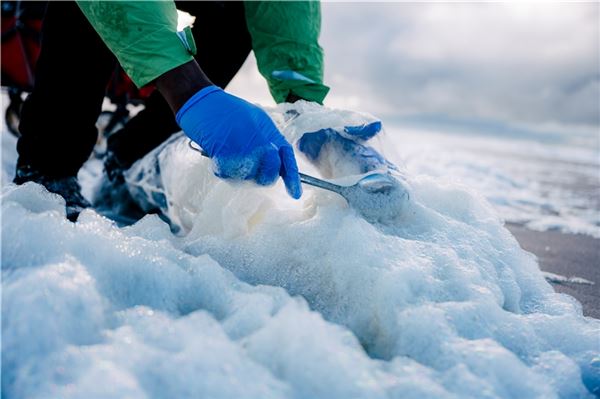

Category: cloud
[319, 3, 600, 129]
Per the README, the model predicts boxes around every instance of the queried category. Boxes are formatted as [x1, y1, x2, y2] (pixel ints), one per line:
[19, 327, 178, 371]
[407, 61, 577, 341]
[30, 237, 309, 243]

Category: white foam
[2, 103, 599, 398]
[391, 126, 600, 238]
[543, 272, 595, 286]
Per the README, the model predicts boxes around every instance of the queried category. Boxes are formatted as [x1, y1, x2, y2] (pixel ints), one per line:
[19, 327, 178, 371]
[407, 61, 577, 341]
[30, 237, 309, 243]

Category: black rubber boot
[14, 165, 91, 222]
[103, 149, 128, 184]
[92, 150, 147, 226]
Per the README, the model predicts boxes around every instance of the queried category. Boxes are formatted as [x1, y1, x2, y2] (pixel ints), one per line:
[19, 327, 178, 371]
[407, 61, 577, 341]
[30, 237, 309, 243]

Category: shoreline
[507, 223, 600, 319]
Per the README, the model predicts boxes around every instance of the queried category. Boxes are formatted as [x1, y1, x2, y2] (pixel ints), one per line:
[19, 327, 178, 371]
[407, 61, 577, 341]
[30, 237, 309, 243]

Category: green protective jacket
[76, 1, 329, 104]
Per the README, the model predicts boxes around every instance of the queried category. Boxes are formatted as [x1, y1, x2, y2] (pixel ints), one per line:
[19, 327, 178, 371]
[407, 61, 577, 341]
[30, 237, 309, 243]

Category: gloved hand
[176, 86, 302, 199]
[298, 121, 395, 175]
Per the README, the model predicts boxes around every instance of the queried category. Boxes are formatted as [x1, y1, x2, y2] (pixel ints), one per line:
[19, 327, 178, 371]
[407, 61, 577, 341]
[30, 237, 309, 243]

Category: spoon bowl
[300, 172, 409, 223]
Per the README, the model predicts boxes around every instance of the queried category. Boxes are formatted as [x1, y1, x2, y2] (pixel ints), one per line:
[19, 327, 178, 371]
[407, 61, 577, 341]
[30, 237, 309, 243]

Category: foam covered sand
[2, 102, 599, 398]
[393, 125, 600, 238]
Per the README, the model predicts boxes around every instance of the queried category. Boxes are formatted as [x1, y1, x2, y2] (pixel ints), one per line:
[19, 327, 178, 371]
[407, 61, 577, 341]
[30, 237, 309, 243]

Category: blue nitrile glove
[298, 121, 396, 174]
[176, 86, 302, 199]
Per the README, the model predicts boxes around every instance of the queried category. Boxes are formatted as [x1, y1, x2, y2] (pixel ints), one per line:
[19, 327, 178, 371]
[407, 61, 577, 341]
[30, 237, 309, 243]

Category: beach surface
[508, 223, 599, 319]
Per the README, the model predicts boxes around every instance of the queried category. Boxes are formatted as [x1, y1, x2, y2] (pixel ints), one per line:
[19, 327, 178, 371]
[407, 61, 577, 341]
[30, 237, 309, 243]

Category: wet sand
[507, 223, 600, 319]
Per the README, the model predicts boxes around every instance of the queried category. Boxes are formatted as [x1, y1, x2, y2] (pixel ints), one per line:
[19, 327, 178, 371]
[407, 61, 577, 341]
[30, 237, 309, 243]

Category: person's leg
[16, 1, 116, 179]
[106, 1, 253, 170]
[180, 1, 253, 89]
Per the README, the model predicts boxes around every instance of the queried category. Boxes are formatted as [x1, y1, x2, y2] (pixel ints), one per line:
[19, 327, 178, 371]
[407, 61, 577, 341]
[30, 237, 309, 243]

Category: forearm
[244, 1, 329, 104]
[155, 60, 213, 114]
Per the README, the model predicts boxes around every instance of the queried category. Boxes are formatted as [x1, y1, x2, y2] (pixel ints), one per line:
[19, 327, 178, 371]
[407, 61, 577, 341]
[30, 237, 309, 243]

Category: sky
[228, 2, 600, 135]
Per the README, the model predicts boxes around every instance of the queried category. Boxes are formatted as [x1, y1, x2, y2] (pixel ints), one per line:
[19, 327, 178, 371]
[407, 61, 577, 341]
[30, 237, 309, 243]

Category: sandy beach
[508, 223, 600, 319]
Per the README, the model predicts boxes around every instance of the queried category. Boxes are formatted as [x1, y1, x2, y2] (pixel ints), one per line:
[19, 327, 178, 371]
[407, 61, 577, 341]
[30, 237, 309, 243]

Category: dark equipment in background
[1, 1, 152, 141]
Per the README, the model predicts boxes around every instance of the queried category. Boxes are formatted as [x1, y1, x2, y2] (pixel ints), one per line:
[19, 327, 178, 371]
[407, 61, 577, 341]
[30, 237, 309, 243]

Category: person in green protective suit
[15, 1, 329, 221]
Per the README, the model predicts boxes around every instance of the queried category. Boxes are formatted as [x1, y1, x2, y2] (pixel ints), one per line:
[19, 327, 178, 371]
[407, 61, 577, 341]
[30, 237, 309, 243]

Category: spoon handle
[299, 173, 343, 194]
[189, 141, 342, 195]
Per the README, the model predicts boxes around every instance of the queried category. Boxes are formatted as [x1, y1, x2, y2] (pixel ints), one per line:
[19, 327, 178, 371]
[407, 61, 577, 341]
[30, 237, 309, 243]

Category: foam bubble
[2, 103, 599, 398]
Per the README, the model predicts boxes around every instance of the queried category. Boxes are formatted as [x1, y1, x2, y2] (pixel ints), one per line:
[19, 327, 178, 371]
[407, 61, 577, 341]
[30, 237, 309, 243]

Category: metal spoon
[299, 172, 409, 223]
[189, 141, 409, 223]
